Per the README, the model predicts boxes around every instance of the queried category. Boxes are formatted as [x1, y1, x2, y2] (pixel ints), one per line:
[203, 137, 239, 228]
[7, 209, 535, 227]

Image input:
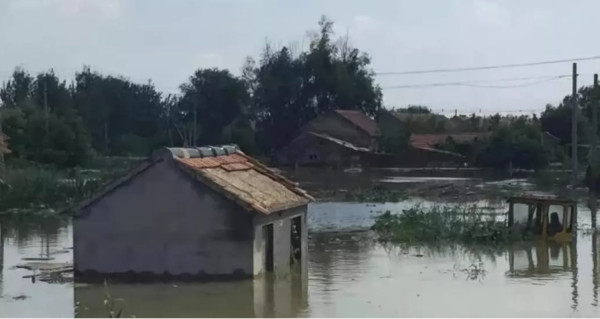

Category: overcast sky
[1, 0, 600, 115]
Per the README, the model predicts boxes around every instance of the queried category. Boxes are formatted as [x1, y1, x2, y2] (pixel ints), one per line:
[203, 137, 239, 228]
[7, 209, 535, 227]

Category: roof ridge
[168, 145, 240, 159]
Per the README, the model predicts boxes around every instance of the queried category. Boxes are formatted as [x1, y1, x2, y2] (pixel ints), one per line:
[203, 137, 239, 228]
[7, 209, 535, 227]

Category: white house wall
[74, 160, 255, 277]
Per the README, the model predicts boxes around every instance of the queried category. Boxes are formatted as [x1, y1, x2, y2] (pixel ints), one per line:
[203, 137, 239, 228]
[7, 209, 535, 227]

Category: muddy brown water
[2, 196, 600, 317]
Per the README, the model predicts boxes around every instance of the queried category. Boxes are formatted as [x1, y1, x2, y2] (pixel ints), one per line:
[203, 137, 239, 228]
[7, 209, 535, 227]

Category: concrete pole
[572, 63, 578, 185]
[592, 74, 598, 228]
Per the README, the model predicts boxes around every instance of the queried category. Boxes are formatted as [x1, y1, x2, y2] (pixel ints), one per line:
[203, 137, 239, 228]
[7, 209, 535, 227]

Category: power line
[457, 76, 569, 88]
[376, 55, 600, 76]
[382, 74, 572, 89]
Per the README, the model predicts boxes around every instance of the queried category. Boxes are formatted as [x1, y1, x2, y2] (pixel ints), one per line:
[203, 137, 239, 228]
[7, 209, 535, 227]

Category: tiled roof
[76, 145, 312, 216]
[334, 110, 380, 137]
[410, 133, 487, 149]
[171, 147, 312, 214]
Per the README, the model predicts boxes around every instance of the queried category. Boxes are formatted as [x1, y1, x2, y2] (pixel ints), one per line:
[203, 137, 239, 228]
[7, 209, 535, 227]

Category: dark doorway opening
[291, 216, 302, 263]
[263, 224, 274, 272]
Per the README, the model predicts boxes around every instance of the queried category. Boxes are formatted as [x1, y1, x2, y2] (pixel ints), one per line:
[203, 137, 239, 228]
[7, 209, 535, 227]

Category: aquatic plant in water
[104, 280, 125, 318]
[372, 205, 529, 245]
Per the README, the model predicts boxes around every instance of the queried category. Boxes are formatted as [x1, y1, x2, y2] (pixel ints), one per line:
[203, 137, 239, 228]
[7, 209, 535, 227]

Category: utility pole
[592, 74, 598, 229]
[572, 63, 578, 185]
[193, 104, 197, 146]
[592, 74, 598, 169]
[44, 81, 49, 139]
[0, 104, 5, 182]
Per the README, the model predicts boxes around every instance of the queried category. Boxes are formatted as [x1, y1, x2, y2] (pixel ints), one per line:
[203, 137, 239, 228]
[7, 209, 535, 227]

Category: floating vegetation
[372, 205, 530, 245]
[453, 262, 487, 281]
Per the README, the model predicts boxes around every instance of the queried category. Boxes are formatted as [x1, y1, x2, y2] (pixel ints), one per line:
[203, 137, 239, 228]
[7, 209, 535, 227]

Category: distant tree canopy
[249, 16, 382, 153]
[395, 105, 431, 114]
[0, 16, 592, 172]
[73, 68, 168, 156]
[0, 16, 382, 166]
[175, 68, 249, 146]
[476, 116, 549, 169]
[540, 84, 599, 146]
[0, 69, 91, 167]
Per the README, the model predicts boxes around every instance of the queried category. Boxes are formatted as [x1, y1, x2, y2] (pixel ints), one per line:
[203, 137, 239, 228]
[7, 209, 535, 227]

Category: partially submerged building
[301, 109, 381, 151]
[276, 109, 381, 167]
[74, 145, 312, 281]
[276, 131, 373, 167]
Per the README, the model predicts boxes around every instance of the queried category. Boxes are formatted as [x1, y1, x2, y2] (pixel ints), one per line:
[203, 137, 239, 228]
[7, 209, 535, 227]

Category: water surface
[2, 195, 600, 317]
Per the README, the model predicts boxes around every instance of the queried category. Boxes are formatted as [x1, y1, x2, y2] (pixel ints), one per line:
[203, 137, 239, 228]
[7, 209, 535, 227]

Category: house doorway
[290, 216, 302, 263]
[263, 224, 274, 272]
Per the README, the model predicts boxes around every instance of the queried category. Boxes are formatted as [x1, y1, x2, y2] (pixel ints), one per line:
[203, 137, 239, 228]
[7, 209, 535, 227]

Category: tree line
[0, 16, 381, 167]
[0, 16, 595, 170]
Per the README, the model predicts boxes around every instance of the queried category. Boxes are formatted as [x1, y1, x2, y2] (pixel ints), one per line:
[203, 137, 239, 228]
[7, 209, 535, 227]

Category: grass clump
[372, 205, 528, 245]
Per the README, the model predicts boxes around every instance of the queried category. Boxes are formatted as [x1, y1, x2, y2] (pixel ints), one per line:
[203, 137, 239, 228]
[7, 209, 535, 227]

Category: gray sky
[1, 0, 600, 115]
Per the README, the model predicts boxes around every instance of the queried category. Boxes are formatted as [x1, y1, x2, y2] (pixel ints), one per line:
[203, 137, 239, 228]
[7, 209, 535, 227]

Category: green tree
[251, 16, 382, 153]
[395, 105, 431, 114]
[476, 116, 548, 169]
[73, 67, 167, 156]
[177, 68, 248, 146]
[0, 69, 91, 167]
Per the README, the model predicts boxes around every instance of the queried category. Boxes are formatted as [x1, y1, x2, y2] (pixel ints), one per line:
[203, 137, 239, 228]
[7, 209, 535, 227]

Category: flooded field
[1, 175, 600, 317]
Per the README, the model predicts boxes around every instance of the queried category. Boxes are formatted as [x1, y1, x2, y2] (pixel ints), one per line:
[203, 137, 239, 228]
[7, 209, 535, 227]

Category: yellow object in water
[507, 193, 577, 242]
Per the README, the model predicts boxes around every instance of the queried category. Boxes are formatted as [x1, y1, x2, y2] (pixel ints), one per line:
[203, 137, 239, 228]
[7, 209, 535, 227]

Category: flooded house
[73, 145, 312, 281]
[276, 109, 380, 167]
[403, 133, 488, 167]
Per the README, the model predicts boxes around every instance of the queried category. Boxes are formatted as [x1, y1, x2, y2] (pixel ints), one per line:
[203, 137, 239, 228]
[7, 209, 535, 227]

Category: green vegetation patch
[372, 205, 530, 244]
[0, 157, 140, 214]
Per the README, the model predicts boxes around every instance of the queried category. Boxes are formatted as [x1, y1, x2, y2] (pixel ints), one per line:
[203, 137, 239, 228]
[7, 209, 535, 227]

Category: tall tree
[73, 67, 167, 156]
[177, 68, 248, 146]
[0, 69, 91, 166]
[251, 16, 382, 153]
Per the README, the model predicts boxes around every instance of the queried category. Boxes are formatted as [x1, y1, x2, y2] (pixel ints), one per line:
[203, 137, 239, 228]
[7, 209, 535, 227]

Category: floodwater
[3, 188, 600, 316]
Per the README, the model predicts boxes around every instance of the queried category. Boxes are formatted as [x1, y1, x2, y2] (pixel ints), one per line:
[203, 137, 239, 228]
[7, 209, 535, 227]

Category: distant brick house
[302, 110, 380, 151]
[276, 110, 380, 167]
[276, 131, 372, 167]
[74, 145, 312, 281]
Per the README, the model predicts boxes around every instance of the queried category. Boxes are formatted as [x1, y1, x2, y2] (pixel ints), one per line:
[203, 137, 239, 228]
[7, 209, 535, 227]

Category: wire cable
[376, 55, 600, 75]
[382, 74, 572, 89]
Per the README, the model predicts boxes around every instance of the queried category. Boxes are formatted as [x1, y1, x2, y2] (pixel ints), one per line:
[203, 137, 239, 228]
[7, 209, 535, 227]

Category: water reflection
[74, 266, 309, 318]
[507, 242, 576, 277]
[594, 231, 599, 307]
[9, 198, 600, 317]
[0, 215, 73, 318]
[1, 219, 4, 294]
